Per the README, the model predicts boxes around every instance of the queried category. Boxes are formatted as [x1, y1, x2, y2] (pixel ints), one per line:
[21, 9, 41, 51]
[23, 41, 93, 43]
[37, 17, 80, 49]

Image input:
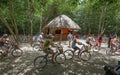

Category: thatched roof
[44, 15, 80, 30]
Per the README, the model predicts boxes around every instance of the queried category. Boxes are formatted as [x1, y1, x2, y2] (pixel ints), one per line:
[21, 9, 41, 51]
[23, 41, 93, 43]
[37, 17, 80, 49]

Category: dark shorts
[43, 48, 53, 53]
[72, 46, 79, 50]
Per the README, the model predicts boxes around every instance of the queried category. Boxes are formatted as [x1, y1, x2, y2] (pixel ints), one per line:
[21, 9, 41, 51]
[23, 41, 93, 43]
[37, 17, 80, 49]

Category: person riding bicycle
[0, 34, 9, 55]
[72, 35, 86, 55]
[36, 32, 44, 42]
[43, 34, 62, 63]
[86, 34, 95, 47]
[110, 36, 119, 52]
[36, 32, 44, 49]
[0, 34, 9, 46]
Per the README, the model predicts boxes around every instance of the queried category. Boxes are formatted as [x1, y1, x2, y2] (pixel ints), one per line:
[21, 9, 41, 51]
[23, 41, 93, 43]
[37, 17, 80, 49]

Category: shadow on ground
[0, 45, 118, 75]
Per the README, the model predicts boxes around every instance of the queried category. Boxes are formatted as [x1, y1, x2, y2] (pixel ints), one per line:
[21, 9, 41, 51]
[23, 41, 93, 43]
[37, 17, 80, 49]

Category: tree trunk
[0, 16, 17, 43]
[0, 0, 20, 48]
[39, 16, 42, 33]
[9, 0, 19, 45]
[28, 0, 34, 46]
[59, 16, 63, 44]
[98, 2, 108, 34]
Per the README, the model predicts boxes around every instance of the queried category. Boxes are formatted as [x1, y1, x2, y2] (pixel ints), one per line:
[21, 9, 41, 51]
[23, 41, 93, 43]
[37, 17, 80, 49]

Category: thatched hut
[44, 14, 80, 41]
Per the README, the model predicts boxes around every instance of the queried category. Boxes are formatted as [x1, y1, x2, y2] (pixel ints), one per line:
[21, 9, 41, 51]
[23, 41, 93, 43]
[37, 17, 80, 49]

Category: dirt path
[0, 40, 119, 75]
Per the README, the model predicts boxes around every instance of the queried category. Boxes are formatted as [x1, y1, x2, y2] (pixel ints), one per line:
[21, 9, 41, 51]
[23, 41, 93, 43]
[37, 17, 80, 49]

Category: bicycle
[33, 44, 66, 69]
[32, 41, 44, 51]
[64, 44, 91, 61]
[0, 42, 23, 59]
[106, 42, 120, 55]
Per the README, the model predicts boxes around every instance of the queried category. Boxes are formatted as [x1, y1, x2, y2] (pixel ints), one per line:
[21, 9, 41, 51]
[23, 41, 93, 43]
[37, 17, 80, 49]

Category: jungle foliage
[0, 0, 120, 36]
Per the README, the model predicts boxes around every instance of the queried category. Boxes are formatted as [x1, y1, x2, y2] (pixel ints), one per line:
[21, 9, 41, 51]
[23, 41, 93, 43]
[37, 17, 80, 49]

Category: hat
[3, 34, 8, 37]
[47, 34, 54, 39]
[41, 32, 44, 35]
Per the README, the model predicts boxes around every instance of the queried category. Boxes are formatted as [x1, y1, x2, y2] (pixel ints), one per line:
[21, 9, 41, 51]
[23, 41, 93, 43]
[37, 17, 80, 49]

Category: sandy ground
[0, 39, 120, 75]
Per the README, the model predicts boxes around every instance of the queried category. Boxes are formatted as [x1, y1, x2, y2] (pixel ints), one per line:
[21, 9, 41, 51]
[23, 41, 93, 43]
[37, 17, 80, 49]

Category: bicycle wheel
[79, 51, 91, 61]
[55, 53, 66, 64]
[106, 48, 113, 55]
[32, 44, 42, 51]
[11, 48, 23, 57]
[93, 46, 99, 52]
[34, 56, 47, 69]
[64, 49, 74, 60]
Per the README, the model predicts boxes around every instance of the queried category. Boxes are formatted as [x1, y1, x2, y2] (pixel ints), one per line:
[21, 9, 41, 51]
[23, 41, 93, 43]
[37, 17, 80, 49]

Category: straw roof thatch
[44, 14, 80, 30]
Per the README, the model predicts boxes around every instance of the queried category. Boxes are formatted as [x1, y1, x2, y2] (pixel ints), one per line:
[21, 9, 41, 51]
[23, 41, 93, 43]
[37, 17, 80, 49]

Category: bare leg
[51, 54, 55, 63]
[45, 49, 55, 63]
[78, 49, 81, 55]
[48, 50, 55, 63]
[69, 41, 70, 47]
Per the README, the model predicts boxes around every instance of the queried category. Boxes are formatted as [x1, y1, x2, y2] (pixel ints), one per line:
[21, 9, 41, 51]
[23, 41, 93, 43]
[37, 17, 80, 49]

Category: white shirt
[36, 34, 43, 42]
[68, 33, 73, 41]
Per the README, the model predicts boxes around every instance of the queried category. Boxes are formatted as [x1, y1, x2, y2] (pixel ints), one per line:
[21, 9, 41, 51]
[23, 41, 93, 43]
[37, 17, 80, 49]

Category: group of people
[67, 32, 104, 52]
[68, 32, 120, 52]
[67, 32, 89, 55]
[67, 32, 120, 75]
[86, 33, 103, 50]
[1, 32, 120, 74]
[35, 32, 89, 64]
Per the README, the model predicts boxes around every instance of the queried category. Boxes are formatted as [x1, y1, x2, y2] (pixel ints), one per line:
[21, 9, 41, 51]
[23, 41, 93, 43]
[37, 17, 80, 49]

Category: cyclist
[0, 34, 9, 55]
[72, 35, 86, 55]
[36, 32, 44, 49]
[0, 34, 9, 46]
[86, 34, 95, 47]
[42, 35, 61, 63]
[110, 36, 119, 52]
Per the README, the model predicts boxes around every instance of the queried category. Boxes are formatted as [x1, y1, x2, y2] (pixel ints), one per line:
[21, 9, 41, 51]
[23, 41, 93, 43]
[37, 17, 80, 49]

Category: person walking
[67, 32, 73, 48]
[97, 33, 103, 50]
[108, 34, 112, 48]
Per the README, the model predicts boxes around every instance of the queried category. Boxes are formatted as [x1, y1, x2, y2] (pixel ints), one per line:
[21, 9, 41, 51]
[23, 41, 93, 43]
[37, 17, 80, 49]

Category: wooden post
[59, 15, 63, 45]
[59, 29, 63, 44]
